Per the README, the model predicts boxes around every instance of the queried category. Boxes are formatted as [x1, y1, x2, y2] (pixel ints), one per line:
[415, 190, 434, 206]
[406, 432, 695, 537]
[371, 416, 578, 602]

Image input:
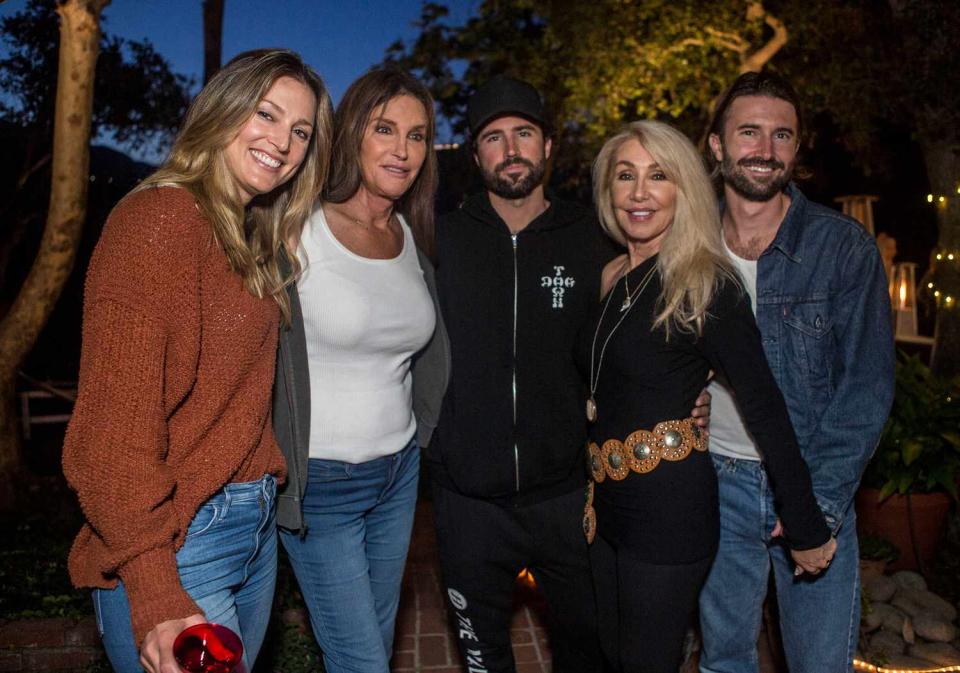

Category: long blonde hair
[593, 120, 738, 337]
[136, 49, 334, 323]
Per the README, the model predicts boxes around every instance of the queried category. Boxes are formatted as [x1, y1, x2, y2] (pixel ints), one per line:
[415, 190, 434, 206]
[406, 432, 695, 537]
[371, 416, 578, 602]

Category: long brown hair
[324, 66, 437, 258]
[137, 49, 334, 323]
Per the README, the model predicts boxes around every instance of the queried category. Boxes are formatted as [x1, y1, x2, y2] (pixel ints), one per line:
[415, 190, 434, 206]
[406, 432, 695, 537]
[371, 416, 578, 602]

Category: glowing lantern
[890, 262, 918, 338]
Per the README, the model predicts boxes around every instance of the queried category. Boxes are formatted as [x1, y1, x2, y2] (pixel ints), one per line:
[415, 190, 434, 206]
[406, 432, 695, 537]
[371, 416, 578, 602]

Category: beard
[720, 150, 794, 202]
[481, 156, 547, 199]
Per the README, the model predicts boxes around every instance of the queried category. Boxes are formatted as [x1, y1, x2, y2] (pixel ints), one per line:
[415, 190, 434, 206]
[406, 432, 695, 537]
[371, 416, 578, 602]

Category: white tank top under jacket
[707, 234, 762, 461]
[297, 207, 436, 463]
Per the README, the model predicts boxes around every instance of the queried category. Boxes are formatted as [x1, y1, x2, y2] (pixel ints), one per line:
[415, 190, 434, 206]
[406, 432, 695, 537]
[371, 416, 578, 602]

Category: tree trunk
[0, 0, 109, 510]
[921, 138, 960, 378]
[203, 0, 225, 84]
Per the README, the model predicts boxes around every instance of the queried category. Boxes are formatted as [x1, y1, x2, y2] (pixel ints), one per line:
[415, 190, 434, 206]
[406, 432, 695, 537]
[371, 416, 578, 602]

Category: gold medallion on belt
[583, 417, 707, 544]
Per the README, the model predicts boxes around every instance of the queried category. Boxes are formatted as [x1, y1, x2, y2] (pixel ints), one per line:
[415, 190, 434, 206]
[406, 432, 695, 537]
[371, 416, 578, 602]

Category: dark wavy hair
[323, 66, 437, 258]
[706, 71, 803, 177]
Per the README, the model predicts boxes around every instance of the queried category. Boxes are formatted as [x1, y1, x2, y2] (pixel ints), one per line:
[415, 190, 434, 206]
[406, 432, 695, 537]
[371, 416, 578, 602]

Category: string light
[928, 194, 934, 203]
[939, 196, 947, 204]
[923, 249, 959, 309]
[853, 659, 960, 672]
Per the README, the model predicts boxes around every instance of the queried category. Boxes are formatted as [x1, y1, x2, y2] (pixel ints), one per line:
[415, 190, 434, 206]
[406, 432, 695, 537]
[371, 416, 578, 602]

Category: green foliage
[256, 624, 324, 673]
[863, 353, 960, 499]
[0, 520, 90, 620]
[387, 0, 959, 194]
[253, 552, 325, 672]
[858, 533, 899, 563]
[0, 0, 193, 153]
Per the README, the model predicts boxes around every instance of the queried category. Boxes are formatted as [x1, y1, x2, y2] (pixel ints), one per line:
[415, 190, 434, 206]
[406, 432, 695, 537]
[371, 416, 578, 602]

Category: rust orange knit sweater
[63, 186, 286, 646]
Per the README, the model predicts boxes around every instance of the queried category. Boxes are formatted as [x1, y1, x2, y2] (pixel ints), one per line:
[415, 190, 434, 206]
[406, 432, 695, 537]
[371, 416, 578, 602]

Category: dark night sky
[0, 0, 479, 158]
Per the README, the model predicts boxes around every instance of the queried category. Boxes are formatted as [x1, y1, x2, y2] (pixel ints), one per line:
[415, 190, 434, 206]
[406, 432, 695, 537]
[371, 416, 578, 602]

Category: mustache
[738, 157, 785, 170]
[495, 157, 536, 172]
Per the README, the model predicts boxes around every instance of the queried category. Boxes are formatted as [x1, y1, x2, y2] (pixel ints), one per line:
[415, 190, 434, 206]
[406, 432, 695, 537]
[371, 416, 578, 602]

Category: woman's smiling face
[222, 76, 317, 205]
[611, 137, 677, 251]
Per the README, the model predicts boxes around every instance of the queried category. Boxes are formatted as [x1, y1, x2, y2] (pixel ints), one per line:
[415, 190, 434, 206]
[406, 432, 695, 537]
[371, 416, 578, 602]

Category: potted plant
[856, 353, 960, 572]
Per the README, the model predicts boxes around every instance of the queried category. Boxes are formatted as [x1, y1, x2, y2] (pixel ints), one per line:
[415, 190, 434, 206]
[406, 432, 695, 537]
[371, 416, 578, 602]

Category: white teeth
[630, 210, 654, 216]
[384, 166, 407, 174]
[251, 150, 281, 168]
[747, 166, 772, 173]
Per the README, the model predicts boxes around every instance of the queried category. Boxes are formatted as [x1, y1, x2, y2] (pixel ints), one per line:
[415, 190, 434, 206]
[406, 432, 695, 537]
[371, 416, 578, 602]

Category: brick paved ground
[392, 498, 781, 673]
[391, 500, 554, 672]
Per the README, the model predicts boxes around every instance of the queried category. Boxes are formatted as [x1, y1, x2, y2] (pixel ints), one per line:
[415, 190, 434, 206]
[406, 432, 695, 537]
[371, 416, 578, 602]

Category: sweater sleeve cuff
[119, 547, 201, 648]
[783, 497, 833, 551]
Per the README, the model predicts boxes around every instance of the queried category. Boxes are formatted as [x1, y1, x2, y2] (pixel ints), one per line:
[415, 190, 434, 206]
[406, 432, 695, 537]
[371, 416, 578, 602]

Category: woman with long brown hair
[273, 66, 449, 673]
[63, 49, 332, 673]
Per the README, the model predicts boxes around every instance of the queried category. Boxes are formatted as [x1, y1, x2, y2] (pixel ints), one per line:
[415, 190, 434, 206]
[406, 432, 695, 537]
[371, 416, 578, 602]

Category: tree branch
[741, 2, 788, 73]
[704, 27, 750, 54]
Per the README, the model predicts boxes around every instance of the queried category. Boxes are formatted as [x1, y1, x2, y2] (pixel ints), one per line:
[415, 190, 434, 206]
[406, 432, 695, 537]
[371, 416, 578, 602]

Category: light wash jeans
[698, 454, 859, 673]
[93, 475, 278, 673]
[280, 437, 419, 673]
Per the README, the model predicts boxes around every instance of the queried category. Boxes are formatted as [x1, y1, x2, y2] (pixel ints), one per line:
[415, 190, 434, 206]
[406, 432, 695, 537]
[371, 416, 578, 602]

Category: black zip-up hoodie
[426, 192, 608, 506]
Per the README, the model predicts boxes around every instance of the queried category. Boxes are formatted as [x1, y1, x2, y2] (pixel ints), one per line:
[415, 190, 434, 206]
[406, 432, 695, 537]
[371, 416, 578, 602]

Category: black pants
[433, 484, 604, 673]
[589, 533, 713, 673]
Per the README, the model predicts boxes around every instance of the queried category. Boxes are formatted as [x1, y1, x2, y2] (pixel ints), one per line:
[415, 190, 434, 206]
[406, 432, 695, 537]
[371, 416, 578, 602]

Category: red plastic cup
[172, 623, 244, 673]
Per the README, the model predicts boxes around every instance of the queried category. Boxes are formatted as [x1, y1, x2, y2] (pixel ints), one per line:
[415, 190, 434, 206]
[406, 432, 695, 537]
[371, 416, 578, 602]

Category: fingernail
[794, 567, 803, 577]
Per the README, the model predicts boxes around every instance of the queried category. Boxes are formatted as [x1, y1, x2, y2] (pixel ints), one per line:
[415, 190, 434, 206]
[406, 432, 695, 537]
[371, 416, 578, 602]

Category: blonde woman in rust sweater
[62, 50, 332, 673]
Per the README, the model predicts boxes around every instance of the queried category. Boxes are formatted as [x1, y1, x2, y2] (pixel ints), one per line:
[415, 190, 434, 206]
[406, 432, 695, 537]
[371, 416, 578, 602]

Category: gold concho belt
[583, 417, 706, 544]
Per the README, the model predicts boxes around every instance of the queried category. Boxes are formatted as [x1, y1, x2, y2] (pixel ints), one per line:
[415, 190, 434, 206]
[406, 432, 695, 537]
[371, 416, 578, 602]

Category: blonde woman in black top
[581, 120, 836, 673]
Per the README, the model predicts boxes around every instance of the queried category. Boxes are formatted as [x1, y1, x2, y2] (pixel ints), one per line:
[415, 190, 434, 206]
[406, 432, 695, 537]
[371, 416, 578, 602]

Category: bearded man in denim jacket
[697, 72, 894, 673]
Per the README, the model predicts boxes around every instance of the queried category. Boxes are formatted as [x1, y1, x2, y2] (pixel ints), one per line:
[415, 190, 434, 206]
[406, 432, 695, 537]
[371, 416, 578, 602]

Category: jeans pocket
[308, 459, 352, 483]
[710, 453, 728, 478]
[185, 503, 220, 539]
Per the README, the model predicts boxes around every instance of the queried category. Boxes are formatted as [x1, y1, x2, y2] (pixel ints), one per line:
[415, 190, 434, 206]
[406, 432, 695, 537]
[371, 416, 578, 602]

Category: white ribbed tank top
[296, 207, 436, 463]
[707, 234, 762, 461]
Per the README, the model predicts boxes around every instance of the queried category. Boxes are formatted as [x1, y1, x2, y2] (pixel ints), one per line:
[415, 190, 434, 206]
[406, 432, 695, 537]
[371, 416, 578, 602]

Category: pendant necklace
[587, 261, 657, 421]
[621, 262, 654, 312]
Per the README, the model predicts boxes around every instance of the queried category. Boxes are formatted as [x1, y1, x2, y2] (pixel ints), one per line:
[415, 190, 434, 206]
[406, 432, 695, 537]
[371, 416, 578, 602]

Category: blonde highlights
[135, 49, 334, 323]
[593, 120, 738, 337]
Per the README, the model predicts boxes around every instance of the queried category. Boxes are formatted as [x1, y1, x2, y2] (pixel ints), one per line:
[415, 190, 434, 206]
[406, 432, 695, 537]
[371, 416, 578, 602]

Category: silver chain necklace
[587, 262, 657, 421]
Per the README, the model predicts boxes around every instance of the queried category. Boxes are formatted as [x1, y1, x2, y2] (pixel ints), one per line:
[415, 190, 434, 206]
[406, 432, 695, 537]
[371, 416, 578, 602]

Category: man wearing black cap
[424, 76, 607, 673]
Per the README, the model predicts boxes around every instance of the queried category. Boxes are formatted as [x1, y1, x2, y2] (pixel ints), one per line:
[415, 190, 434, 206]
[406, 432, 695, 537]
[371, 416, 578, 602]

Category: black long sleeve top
[580, 255, 830, 564]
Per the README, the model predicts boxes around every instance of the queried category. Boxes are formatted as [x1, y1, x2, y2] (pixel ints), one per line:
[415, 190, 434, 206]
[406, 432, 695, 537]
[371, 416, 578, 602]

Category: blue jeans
[699, 455, 859, 673]
[93, 475, 278, 673]
[280, 438, 419, 673]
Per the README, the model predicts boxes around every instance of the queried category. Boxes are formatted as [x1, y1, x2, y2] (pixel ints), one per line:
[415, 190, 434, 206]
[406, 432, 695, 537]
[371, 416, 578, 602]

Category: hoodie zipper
[511, 234, 520, 492]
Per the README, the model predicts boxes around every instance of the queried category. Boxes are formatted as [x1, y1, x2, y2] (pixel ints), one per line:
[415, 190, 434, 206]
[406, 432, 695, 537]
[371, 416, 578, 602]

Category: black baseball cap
[467, 76, 548, 137]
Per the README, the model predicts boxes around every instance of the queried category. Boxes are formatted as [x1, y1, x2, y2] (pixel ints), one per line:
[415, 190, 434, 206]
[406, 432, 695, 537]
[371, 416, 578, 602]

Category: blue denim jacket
[753, 183, 894, 532]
